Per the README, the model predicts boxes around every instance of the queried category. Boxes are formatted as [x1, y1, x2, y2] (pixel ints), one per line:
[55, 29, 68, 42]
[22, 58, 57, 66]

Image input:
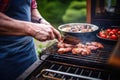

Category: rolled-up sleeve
[31, 0, 37, 9]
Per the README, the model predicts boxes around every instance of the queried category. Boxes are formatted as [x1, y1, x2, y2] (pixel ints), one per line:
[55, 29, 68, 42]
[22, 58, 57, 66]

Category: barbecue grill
[17, 0, 120, 80]
[17, 40, 120, 80]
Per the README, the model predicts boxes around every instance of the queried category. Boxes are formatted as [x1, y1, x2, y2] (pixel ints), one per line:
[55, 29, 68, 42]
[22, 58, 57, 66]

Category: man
[0, 0, 61, 80]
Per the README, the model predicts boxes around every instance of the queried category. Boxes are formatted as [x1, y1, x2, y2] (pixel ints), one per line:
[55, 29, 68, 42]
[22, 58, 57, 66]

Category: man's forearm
[31, 9, 42, 19]
[0, 12, 31, 36]
[0, 12, 61, 41]
[31, 9, 50, 25]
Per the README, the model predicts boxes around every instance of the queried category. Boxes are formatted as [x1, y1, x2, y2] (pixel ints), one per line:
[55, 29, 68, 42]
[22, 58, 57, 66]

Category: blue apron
[0, 0, 37, 80]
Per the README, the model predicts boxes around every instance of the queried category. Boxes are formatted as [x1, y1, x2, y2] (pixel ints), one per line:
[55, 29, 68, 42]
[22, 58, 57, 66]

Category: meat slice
[72, 48, 83, 54]
[72, 47, 91, 55]
[64, 43, 75, 48]
[57, 47, 72, 54]
[57, 41, 75, 48]
[86, 42, 104, 49]
[57, 41, 65, 48]
[82, 48, 91, 55]
[87, 45, 98, 50]
[76, 43, 86, 48]
[57, 40, 104, 55]
[91, 42, 104, 48]
[63, 35, 80, 45]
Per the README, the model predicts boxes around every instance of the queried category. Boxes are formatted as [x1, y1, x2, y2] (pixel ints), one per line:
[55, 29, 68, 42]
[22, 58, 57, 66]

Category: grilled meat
[57, 40, 104, 55]
[57, 47, 72, 54]
[63, 35, 80, 45]
[86, 42, 104, 49]
[57, 41, 75, 48]
[72, 47, 91, 55]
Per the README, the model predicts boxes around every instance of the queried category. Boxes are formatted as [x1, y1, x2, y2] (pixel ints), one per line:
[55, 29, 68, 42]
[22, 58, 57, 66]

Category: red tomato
[112, 29, 118, 33]
[99, 31, 105, 36]
[109, 31, 115, 35]
[106, 35, 110, 38]
[118, 31, 120, 35]
[106, 28, 111, 33]
[110, 34, 118, 40]
[100, 34, 107, 38]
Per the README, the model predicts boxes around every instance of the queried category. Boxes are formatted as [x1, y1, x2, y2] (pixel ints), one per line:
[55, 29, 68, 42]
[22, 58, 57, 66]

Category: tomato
[118, 31, 120, 35]
[99, 31, 103, 36]
[100, 34, 107, 38]
[110, 34, 118, 40]
[106, 35, 110, 38]
[98, 28, 120, 40]
[106, 28, 111, 33]
[99, 31, 105, 35]
[109, 31, 115, 35]
[111, 29, 118, 33]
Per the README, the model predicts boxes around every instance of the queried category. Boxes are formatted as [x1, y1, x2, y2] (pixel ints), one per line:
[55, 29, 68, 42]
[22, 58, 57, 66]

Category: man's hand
[27, 23, 61, 41]
[31, 8, 62, 41]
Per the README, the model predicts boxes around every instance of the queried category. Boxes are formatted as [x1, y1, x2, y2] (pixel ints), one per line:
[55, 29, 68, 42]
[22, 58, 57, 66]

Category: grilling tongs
[41, 69, 101, 80]
[62, 35, 81, 45]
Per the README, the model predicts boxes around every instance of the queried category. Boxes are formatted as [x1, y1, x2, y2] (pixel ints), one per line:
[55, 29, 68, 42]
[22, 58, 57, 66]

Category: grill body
[17, 40, 120, 80]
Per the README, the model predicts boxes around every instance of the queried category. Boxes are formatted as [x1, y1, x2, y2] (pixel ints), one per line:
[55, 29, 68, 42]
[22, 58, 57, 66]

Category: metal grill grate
[36, 62, 111, 80]
[40, 42, 115, 64]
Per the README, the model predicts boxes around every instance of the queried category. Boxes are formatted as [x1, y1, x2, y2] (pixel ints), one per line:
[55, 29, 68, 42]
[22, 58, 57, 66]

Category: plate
[96, 27, 120, 42]
[96, 34, 117, 42]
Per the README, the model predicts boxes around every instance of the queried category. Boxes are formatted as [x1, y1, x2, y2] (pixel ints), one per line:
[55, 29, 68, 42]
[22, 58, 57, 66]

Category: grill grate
[35, 62, 112, 80]
[40, 42, 115, 64]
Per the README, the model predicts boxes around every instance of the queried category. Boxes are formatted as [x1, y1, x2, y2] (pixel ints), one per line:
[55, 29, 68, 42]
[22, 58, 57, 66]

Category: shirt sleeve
[0, 0, 10, 12]
[31, 0, 37, 9]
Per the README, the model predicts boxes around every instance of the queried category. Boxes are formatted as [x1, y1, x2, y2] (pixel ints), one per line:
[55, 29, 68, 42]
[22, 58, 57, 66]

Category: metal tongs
[62, 34, 81, 45]
[41, 69, 101, 80]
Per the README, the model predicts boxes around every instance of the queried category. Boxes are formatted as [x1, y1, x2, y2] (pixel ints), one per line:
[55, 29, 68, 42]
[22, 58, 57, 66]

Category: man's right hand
[26, 23, 61, 41]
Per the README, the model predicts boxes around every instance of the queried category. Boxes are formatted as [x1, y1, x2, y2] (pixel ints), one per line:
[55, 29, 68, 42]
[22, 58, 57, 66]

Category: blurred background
[35, 0, 87, 54]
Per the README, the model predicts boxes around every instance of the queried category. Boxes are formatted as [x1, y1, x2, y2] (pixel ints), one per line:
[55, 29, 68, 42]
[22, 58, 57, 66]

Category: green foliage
[69, 1, 86, 10]
[36, 0, 69, 27]
[63, 8, 86, 23]
[44, 2, 65, 23]
[62, 1, 86, 23]
[36, 0, 87, 26]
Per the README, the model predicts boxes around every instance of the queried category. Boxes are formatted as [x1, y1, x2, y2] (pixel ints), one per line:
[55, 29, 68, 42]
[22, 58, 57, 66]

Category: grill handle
[41, 69, 102, 80]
